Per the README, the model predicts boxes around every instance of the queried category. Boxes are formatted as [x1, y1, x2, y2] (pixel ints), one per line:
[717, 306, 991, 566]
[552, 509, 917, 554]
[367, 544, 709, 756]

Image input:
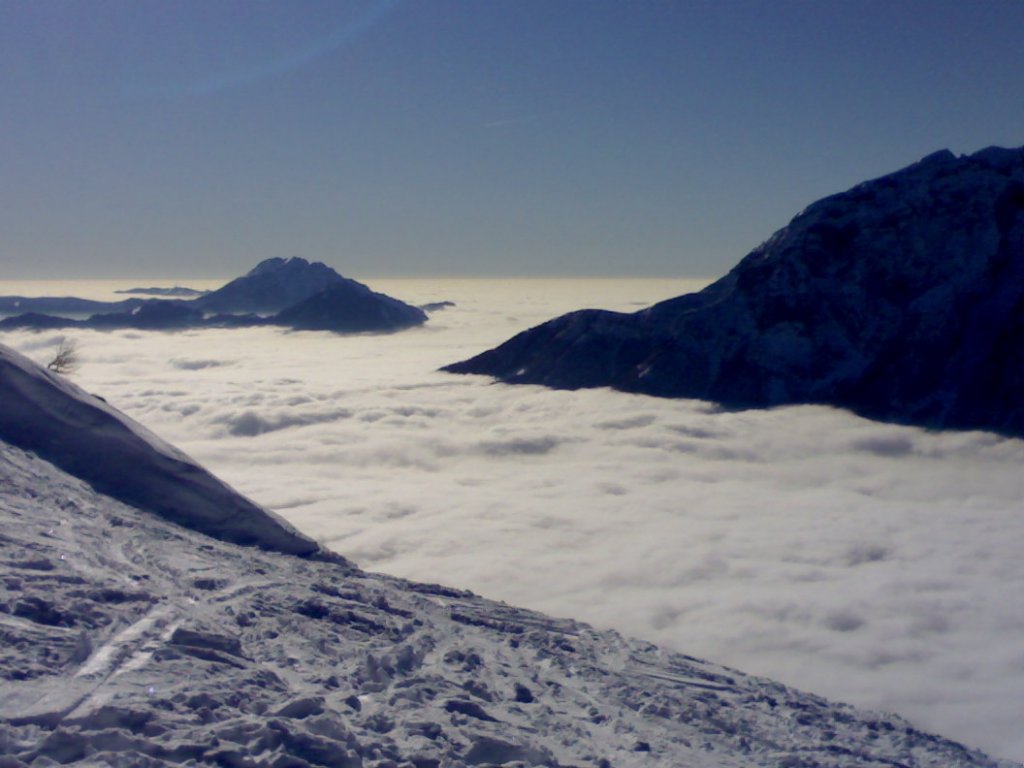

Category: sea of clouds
[4, 276, 1024, 762]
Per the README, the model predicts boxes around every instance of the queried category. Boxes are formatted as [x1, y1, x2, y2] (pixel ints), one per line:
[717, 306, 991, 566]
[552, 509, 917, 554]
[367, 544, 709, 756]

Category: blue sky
[2, 0, 1023, 279]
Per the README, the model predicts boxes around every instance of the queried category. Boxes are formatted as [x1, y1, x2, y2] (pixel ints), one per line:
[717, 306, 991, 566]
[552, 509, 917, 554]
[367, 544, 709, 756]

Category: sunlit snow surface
[5, 277, 1024, 762]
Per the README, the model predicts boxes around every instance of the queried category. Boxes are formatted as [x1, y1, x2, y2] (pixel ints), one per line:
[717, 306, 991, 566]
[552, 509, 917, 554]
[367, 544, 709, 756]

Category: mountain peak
[248, 256, 296, 274]
[196, 258, 347, 314]
[918, 148, 957, 166]
[247, 256, 314, 276]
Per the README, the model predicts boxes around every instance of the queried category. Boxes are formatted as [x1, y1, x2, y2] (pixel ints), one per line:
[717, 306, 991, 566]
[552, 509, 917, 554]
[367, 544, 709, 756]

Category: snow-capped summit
[445, 144, 1024, 435]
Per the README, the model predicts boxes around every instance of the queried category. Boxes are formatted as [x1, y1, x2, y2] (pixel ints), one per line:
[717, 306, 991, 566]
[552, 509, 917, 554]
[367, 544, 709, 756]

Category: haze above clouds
[5, 277, 1023, 762]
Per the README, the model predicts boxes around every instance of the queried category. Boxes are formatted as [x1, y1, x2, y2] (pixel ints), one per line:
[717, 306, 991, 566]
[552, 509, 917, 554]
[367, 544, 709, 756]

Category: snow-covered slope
[0, 344, 322, 558]
[445, 145, 1024, 435]
[0, 441, 1012, 768]
[0, 341, 1014, 766]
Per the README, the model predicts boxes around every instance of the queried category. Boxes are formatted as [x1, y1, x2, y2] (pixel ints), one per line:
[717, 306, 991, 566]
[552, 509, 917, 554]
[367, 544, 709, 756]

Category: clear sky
[2, 0, 1023, 280]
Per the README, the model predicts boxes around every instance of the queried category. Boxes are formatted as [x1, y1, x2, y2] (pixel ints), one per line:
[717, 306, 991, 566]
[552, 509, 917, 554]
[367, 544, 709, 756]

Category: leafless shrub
[47, 337, 79, 375]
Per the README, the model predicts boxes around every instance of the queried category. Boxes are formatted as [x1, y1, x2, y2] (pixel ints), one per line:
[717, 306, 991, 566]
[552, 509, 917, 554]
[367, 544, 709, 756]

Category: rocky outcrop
[445, 145, 1024, 435]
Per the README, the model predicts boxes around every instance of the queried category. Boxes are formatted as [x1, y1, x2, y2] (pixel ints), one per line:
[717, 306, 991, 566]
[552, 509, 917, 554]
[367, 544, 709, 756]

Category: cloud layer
[5, 276, 1023, 761]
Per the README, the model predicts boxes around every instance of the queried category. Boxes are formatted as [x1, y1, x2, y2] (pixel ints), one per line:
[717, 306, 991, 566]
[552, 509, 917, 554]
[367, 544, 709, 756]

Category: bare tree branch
[47, 337, 79, 375]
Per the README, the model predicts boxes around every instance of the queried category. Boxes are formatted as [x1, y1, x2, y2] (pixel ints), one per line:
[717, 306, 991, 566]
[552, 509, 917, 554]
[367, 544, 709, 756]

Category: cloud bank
[4, 276, 1023, 761]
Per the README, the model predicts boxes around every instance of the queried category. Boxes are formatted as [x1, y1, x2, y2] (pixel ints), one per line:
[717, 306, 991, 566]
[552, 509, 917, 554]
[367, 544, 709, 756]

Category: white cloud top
[5, 276, 1022, 761]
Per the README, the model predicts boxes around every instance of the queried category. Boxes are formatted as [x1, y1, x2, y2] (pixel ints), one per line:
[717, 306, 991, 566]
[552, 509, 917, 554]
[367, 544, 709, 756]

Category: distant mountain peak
[0, 258, 427, 334]
[196, 257, 427, 331]
[247, 256, 315, 276]
[918, 147, 957, 165]
[247, 256, 295, 275]
[195, 258, 349, 315]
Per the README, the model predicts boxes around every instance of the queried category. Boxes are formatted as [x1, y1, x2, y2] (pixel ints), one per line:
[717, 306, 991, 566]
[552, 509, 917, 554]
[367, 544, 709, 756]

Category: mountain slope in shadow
[445, 146, 1024, 435]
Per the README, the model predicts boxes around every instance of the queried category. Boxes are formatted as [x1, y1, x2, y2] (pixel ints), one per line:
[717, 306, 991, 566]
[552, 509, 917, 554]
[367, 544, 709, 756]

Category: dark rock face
[194, 257, 347, 314]
[274, 282, 427, 333]
[445, 145, 1024, 435]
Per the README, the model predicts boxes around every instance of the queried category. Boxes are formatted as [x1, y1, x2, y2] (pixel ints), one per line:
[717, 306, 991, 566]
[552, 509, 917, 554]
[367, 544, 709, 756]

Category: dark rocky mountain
[193, 257, 348, 314]
[274, 281, 427, 333]
[0, 257, 428, 334]
[445, 145, 1024, 435]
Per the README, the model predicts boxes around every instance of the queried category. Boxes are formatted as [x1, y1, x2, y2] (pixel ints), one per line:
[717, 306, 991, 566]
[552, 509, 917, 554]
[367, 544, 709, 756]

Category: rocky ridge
[445, 145, 1024, 435]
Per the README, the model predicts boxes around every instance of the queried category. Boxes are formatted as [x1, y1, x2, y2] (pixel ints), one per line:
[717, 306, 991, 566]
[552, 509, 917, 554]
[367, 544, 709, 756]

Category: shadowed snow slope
[0, 438, 1013, 767]
[445, 145, 1024, 435]
[0, 343, 321, 557]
